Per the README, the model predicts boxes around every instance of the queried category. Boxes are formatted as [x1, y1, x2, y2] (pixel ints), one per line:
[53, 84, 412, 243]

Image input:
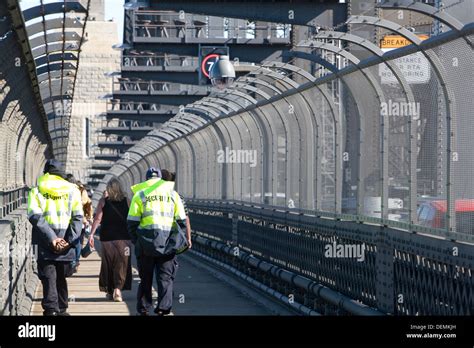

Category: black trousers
[136, 253, 178, 314]
[37, 259, 71, 313]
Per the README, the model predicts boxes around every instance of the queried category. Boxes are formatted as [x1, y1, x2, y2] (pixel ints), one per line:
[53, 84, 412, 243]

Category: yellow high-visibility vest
[130, 178, 160, 194]
[27, 173, 83, 231]
[128, 179, 186, 232]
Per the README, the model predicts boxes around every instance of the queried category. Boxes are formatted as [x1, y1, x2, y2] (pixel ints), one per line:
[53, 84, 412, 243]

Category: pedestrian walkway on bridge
[30, 243, 276, 316]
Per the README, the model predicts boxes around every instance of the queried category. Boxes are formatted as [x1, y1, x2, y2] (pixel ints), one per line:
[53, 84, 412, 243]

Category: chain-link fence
[99, 15, 474, 242]
[91, 2, 474, 315]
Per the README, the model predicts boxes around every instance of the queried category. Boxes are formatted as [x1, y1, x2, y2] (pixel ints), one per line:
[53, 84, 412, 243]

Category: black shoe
[43, 310, 59, 316]
[137, 311, 149, 316]
[154, 308, 172, 316]
[58, 309, 70, 316]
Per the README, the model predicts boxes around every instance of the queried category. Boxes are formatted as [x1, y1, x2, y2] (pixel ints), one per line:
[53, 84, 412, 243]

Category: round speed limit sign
[201, 53, 220, 78]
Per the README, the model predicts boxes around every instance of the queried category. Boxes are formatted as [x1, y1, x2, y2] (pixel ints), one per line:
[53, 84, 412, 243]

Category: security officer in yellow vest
[27, 160, 84, 316]
[127, 167, 188, 316]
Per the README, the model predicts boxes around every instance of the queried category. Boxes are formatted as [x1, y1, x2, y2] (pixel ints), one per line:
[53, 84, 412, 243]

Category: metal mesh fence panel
[105, 11, 474, 242]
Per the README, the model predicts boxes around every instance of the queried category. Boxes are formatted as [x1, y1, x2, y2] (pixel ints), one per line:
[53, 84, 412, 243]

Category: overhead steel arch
[231, 82, 272, 100]
[42, 94, 72, 104]
[184, 105, 219, 120]
[35, 52, 78, 67]
[253, 61, 341, 209]
[152, 131, 176, 144]
[300, 32, 418, 218]
[175, 113, 209, 128]
[289, 40, 388, 215]
[23, 2, 86, 22]
[126, 149, 155, 175]
[348, 14, 458, 230]
[29, 32, 82, 50]
[239, 76, 284, 96]
[14, 0, 91, 161]
[32, 42, 80, 58]
[37, 69, 76, 84]
[39, 80, 74, 96]
[302, 41, 360, 64]
[377, 0, 474, 48]
[166, 121, 195, 134]
[310, 39, 394, 217]
[26, 17, 83, 35]
[213, 89, 259, 108]
[37, 62, 76, 76]
[211, 93, 252, 112]
[247, 67, 300, 90]
[263, 61, 320, 83]
[197, 98, 240, 113]
[301, 31, 417, 101]
[193, 99, 238, 114]
[161, 127, 184, 139]
[378, 0, 465, 31]
[282, 50, 339, 73]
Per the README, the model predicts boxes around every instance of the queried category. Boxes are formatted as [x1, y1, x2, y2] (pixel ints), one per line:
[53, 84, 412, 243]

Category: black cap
[43, 159, 66, 178]
[146, 167, 161, 180]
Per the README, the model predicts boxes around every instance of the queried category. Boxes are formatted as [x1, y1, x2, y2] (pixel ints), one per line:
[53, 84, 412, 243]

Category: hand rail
[185, 198, 474, 244]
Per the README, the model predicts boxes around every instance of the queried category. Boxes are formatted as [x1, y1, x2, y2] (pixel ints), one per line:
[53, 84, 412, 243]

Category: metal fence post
[375, 227, 394, 314]
[231, 212, 238, 245]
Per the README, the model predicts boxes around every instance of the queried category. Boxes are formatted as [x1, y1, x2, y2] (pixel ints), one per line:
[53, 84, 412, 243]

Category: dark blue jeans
[73, 229, 86, 265]
[37, 259, 70, 313]
[136, 253, 178, 314]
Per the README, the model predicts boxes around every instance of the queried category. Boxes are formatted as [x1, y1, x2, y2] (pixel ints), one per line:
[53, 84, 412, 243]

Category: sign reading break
[379, 34, 431, 85]
[380, 34, 429, 49]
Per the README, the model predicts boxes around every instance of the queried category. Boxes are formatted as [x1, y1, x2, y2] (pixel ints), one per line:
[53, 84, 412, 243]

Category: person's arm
[173, 192, 190, 247]
[127, 193, 142, 244]
[27, 188, 63, 249]
[185, 216, 192, 249]
[89, 198, 105, 248]
[65, 188, 84, 245]
[179, 195, 192, 249]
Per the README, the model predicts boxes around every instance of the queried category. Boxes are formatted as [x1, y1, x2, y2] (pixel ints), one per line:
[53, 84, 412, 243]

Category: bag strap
[142, 179, 166, 196]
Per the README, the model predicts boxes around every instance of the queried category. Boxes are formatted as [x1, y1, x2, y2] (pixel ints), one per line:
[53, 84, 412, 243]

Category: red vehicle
[417, 199, 474, 234]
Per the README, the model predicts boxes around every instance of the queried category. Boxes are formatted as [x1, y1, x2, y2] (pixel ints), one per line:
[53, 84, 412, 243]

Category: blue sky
[104, 0, 125, 42]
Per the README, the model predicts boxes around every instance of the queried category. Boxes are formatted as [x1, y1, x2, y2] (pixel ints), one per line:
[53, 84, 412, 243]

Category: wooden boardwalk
[31, 245, 273, 316]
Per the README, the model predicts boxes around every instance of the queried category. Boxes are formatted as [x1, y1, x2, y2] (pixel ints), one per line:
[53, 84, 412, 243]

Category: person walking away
[130, 167, 162, 315]
[27, 160, 83, 316]
[89, 178, 132, 302]
[127, 170, 188, 316]
[161, 169, 192, 249]
[65, 176, 93, 273]
[77, 180, 93, 268]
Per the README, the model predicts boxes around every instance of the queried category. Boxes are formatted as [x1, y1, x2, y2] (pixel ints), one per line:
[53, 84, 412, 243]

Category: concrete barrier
[0, 206, 38, 315]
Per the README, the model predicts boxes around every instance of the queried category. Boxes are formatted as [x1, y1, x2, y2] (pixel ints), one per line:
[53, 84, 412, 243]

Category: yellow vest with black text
[128, 179, 187, 256]
[27, 173, 83, 231]
[27, 173, 83, 260]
